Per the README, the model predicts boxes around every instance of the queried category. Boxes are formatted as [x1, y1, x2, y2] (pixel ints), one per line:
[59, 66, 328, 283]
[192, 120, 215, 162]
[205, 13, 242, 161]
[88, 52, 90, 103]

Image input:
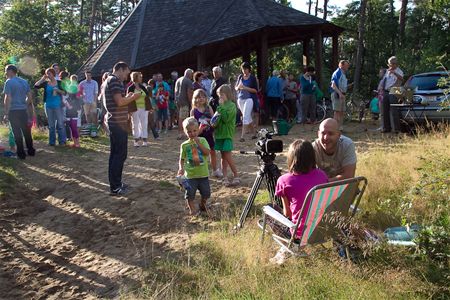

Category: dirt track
[0, 121, 384, 299]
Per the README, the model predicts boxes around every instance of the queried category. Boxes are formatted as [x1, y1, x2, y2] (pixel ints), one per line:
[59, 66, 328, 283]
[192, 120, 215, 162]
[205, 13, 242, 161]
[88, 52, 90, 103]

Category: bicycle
[316, 97, 333, 122]
[345, 94, 367, 123]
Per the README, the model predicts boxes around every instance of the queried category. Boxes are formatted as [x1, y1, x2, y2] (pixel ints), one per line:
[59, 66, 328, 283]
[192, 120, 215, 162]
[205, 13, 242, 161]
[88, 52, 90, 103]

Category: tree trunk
[99, 0, 104, 43]
[308, 0, 312, 14]
[119, 0, 123, 21]
[323, 0, 329, 20]
[314, 0, 319, 17]
[353, 0, 367, 94]
[399, 0, 408, 46]
[88, 0, 97, 54]
[390, 0, 396, 54]
[80, 0, 84, 26]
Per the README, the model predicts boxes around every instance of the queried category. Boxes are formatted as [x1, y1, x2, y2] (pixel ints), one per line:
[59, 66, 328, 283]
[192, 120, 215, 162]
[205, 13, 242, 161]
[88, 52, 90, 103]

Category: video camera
[255, 129, 283, 155]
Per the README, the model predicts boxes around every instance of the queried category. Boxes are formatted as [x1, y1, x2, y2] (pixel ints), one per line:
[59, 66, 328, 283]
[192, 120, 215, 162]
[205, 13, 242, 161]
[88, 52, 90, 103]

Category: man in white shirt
[382, 56, 404, 133]
[201, 70, 212, 98]
[79, 70, 99, 128]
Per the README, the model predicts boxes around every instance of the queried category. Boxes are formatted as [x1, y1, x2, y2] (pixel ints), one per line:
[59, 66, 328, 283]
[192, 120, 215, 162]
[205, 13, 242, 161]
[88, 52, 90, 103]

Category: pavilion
[78, 0, 343, 89]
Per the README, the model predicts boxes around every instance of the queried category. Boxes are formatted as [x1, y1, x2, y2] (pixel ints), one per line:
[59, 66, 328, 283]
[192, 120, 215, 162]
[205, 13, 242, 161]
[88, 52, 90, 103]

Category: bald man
[312, 118, 357, 182]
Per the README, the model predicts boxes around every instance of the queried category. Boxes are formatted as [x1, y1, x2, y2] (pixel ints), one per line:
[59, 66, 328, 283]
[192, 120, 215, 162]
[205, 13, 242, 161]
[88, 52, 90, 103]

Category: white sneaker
[133, 141, 140, 147]
[212, 169, 223, 178]
[142, 141, 148, 146]
[269, 247, 290, 265]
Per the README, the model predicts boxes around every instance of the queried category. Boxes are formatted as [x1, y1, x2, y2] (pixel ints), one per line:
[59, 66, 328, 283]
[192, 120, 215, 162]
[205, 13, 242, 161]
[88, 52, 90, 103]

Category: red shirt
[156, 90, 169, 109]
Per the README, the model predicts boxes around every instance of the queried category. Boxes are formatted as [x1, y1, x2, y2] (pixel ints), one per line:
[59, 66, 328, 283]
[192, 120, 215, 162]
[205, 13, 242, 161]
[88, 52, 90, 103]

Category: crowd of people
[4, 56, 406, 220]
[2, 54, 408, 267]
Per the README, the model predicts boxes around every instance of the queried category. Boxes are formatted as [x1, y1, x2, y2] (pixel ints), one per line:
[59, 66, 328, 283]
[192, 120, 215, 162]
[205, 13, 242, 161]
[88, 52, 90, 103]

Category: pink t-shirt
[275, 168, 328, 238]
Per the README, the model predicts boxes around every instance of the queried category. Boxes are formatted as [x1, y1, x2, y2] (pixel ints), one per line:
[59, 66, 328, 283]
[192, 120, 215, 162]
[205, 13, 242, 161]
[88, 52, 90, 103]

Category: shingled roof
[78, 0, 343, 77]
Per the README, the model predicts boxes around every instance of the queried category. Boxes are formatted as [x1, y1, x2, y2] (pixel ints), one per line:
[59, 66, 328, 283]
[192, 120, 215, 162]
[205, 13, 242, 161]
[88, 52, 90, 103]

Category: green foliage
[332, 0, 449, 99]
[0, 1, 88, 73]
[397, 1, 450, 75]
[410, 153, 449, 283]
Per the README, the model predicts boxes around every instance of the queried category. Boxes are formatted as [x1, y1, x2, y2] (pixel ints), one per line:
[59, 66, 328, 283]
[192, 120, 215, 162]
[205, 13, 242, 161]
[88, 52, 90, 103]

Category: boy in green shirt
[178, 117, 211, 215]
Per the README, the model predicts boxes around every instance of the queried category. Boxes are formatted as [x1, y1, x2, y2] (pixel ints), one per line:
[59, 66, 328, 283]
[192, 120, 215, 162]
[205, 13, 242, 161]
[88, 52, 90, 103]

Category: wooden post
[257, 30, 269, 123]
[303, 39, 311, 67]
[257, 31, 268, 92]
[332, 34, 339, 70]
[242, 39, 251, 64]
[196, 48, 206, 71]
[314, 30, 323, 89]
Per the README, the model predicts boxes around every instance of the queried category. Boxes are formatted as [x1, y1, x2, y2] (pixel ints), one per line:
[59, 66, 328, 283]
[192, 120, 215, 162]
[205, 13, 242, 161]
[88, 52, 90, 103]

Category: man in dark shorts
[103, 61, 140, 196]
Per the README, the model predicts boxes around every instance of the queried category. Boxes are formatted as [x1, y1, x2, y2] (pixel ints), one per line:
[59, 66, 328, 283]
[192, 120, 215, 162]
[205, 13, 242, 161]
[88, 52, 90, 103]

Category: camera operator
[312, 118, 356, 182]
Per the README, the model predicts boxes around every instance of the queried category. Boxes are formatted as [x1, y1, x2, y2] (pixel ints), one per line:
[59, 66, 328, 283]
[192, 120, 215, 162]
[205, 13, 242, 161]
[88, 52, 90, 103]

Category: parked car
[394, 71, 449, 131]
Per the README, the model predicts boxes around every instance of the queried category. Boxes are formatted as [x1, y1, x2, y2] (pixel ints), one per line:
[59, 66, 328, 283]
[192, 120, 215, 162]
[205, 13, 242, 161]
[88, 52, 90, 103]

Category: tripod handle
[239, 150, 257, 155]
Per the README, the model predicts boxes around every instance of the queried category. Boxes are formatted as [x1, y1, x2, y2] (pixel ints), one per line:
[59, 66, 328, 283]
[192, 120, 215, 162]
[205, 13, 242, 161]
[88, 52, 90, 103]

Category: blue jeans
[108, 123, 128, 191]
[45, 105, 66, 145]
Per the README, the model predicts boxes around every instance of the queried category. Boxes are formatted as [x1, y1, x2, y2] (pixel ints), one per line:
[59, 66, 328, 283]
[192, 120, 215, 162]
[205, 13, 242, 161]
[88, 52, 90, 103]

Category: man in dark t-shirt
[103, 61, 140, 196]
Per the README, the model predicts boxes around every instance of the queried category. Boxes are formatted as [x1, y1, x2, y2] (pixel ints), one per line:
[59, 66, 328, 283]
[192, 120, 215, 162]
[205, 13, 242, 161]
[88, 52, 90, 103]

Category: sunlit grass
[123, 126, 449, 300]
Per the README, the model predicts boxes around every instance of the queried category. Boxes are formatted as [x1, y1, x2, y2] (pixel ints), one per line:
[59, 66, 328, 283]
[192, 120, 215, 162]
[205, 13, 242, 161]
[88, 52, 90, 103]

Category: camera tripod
[235, 151, 282, 229]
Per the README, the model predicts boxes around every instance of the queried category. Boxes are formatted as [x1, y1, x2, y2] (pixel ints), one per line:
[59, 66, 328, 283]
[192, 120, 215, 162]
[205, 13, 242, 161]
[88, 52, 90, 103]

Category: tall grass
[122, 128, 449, 299]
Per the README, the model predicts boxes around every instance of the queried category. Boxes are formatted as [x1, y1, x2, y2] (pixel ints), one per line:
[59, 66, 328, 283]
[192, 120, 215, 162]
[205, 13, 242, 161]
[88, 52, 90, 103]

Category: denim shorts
[157, 108, 169, 121]
[185, 177, 211, 200]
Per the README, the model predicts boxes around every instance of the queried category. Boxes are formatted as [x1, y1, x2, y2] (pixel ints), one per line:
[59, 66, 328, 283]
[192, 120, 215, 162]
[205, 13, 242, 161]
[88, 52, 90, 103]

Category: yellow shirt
[135, 89, 147, 109]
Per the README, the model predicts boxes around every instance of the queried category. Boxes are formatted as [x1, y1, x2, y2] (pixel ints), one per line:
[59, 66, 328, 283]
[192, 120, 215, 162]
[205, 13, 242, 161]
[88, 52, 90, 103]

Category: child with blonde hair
[214, 84, 240, 186]
[177, 117, 211, 215]
[190, 89, 221, 178]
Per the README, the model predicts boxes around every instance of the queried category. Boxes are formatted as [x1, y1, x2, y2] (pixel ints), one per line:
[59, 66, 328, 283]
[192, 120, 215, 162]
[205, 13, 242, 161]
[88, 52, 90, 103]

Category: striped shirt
[104, 75, 128, 128]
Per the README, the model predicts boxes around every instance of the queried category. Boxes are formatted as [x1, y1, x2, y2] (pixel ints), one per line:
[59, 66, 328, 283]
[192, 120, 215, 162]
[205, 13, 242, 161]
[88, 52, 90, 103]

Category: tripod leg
[236, 172, 265, 229]
[266, 164, 282, 207]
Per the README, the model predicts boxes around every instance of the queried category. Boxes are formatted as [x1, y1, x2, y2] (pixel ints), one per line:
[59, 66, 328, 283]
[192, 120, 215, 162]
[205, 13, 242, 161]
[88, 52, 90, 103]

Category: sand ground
[0, 120, 389, 299]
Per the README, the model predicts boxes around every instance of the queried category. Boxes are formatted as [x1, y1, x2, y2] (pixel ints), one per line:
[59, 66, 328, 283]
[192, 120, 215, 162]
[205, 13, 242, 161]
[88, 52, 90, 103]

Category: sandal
[230, 177, 241, 186]
[239, 138, 245, 142]
[223, 177, 231, 186]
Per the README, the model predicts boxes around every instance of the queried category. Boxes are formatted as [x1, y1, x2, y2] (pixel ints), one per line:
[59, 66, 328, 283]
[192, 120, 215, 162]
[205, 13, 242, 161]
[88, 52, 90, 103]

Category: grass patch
[123, 128, 449, 299]
[127, 228, 432, 299]
[0, 159, 19, 198]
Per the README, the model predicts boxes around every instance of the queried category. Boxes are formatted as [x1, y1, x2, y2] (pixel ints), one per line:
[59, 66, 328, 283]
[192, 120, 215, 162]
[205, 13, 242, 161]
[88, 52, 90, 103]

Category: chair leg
[261, 215, 267, 244]
[345, 246, 352, 264]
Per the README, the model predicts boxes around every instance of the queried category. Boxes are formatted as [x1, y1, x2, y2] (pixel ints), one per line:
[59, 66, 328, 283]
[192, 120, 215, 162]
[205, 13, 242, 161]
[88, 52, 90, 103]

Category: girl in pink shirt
[275, 139, 328, 239]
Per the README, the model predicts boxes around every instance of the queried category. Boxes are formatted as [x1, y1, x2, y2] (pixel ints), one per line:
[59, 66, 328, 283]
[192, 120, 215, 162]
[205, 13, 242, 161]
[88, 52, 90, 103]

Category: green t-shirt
[135, 89, 147, 109]
[214, 100, 236, 140]
[180, 137, 210, 179]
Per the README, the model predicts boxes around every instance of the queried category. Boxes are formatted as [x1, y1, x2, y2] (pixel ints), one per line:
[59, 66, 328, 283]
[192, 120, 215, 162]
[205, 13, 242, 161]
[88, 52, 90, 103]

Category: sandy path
[0, 121, 382, 299]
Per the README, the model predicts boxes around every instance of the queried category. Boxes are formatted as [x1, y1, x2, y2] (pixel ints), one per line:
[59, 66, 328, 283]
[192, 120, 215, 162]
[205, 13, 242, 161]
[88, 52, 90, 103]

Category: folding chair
[260, 176, 368, 256]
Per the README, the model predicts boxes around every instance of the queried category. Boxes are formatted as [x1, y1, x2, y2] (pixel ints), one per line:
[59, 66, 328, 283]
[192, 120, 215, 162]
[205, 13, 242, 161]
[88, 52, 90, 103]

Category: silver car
[396, 72, 449, 128]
